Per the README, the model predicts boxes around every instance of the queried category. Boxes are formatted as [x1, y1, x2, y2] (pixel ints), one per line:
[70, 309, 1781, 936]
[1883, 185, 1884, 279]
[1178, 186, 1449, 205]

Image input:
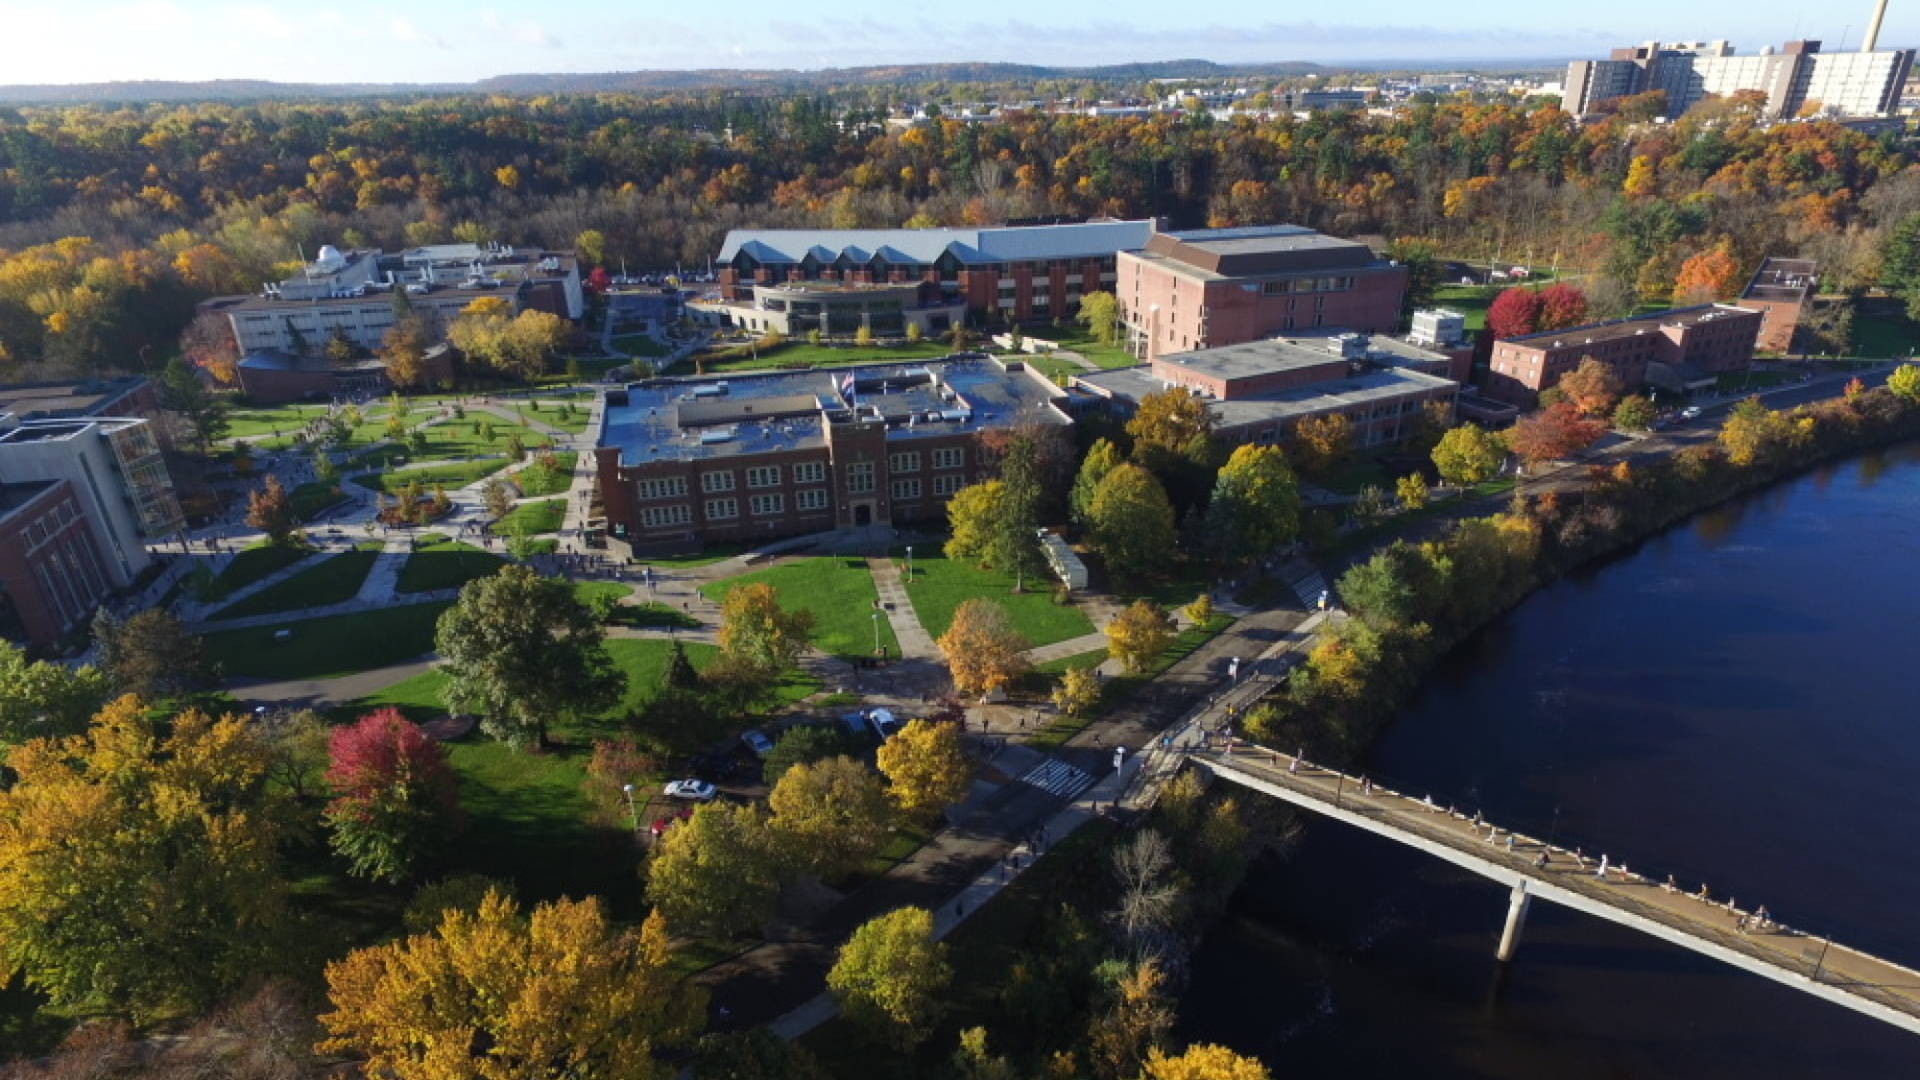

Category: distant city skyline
[0, 0, 1916, 85]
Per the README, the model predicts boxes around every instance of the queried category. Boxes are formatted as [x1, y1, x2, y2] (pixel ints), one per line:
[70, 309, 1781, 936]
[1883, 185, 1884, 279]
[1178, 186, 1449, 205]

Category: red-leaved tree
[324, 708, 463, 883]
[1536, 284, 1589, 332]
[1488, 288, 1545, 340]
[1507, 402, 1608, 470]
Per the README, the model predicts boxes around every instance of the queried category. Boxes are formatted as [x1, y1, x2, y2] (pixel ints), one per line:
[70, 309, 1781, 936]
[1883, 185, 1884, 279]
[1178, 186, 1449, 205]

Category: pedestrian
[1505, 834, 1515, 853]
[1756, 904, 1771, 930]
[1596, 854, 1609, 879]
[1287, 756, 1299, 775]
[1534, 850, 1550, 869]
[1575, 846, 1587, 869]
[955, 899, 965, 919]
[1664, 874, 1678, 893]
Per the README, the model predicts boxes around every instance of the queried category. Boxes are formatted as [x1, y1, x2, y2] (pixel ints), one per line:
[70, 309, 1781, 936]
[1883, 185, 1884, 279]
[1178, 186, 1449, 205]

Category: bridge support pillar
[1497, 883, 1531, 963]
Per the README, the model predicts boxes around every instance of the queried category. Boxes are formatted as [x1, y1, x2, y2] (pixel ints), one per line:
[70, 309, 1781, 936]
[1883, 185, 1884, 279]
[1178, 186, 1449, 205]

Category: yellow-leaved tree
[1052, 664, 1103, 718]
[319, 891, 703, 1080]
[1106, 599, 1176, 675]
[769, 755, 894, 877]
[936, 597, 1030, 696]
[1142, 1043, 1274, 1080]
[826, 906, 952, 1048]
[876, 718, 975, 822]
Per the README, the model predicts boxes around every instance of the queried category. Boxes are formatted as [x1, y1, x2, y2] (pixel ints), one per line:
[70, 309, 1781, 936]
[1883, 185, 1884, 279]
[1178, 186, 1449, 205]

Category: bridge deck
[1186, 742, 1920, 1036]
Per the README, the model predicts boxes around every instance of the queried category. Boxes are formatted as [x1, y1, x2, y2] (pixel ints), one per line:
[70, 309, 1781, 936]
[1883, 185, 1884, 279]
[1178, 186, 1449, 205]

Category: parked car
[663, 778, 718, 801]
[1680, 405, 1703, 420]
[868, 708, 901, 742]
[741, 729, 775, 757]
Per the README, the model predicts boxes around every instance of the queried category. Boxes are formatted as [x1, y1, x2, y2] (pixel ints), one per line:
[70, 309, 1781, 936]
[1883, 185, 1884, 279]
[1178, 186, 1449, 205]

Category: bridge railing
[1189, 743, 1920, 1021]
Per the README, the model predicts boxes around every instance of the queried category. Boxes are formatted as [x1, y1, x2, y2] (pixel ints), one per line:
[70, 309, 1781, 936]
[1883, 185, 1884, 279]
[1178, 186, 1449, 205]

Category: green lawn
[1115, 560, 1216, 612]
[210, 541, 313, 597]
[679, 339, 951, 374]
[1040, 327, 1138, 369]
[413, 415, 554, 458]
[902, 555, 1093, 647]
[497, 498, 566, 534]
[1315, 454, 1395, 496]
[520, 402, 592, 433]
[205, 601, 452, 681]
[291, 481, 350, 521]
[610, 334, 669, 357]
[352, 458, 510, 494]
[210, 542, 383, 620]
[396, 535, 506, 594]
[1714, 369, 1795, 393]
[700, 557, 899, 660]
[1023, 353, 1086, 384]
[1431, 285, 1496, 332]
[607, 600, 701, 630]
[509, 452, 578, 496]
[1850, 303, 1920, 359]
[224, 403, 333, 439]
[339, 408, 435, 450]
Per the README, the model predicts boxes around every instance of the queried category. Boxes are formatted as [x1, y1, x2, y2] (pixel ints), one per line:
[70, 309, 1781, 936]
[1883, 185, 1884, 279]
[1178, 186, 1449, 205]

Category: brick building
[1486, 304, 1763, 405]
[1115, 225, 1408, 360]
[0, 480, 119, 648]
[1073, 334, 1457, 451]
[713, 221, 1152, 326]
[594, 358, 1070, 555]
[1739, 258, 1818, 354]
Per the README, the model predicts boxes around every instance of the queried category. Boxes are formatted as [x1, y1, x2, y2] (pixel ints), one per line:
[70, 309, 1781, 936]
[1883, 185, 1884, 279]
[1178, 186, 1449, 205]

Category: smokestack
[1864, 0, 1890, 51]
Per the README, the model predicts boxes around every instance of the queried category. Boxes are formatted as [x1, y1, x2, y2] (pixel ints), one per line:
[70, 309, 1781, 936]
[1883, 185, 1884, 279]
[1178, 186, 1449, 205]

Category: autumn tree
[716, 581, 816, 674]
[382, 308, 439, 389]
[876, 718, 975, 822]
[1717, 396, 1799, 466]
[1087, 958, 1175, 1080]
[323, 707, 463, 883]
[1078, 290, 1120, 346]
[246, 472, 297, 544]
[827, 906, 952, 1048]
[1672, 240, 1743, 305]
[1430, 423, 1505, 486]
[0, 698, 287, 1021]
[0, 640, 110, 746]
[1202, 443, 1300, 564]
[1126, 388, 1215, 466]
[1142, 1043, 1273, 1080]
[1088, 463, 1177, 580]
[1052, 664, 1102, 717]
[1107, 599, 1176, 675]
[1889, 363, 1920, 403]
[1290, 412, 1352, 477]
[180, 310, 241, 385]
[1555, 357, 1625, 417]
[645, 802, 781, 938]
[92, 607, 212, 699]
[937, 597, 1031, 696]
[1487, 287, 1544, 340]
[1612, 394, 1658, 430]
[319, 891, 701, 1080]
[1395, 471, 1430, 510]
[1070, 437, 1123, 528]
[1536, 283, 1589, 332]
[434, 565, 623, 748]
[769, 755, 893, 877]
[1507, 402, 1607, 470]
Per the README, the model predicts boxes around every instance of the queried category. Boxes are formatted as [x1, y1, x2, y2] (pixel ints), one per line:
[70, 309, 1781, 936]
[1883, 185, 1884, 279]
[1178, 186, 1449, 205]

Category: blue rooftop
[717, 220, 1154, 267]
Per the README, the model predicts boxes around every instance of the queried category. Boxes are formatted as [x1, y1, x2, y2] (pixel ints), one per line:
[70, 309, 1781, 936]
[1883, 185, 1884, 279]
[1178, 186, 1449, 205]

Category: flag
[840, 373, 856, 399]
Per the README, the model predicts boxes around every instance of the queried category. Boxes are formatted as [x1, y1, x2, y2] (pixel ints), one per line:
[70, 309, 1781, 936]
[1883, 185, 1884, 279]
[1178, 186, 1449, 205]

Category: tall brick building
[1115, 225, 1408, 360]
[1486, 304, 1763, 405]
[595, 358, 1070, 555]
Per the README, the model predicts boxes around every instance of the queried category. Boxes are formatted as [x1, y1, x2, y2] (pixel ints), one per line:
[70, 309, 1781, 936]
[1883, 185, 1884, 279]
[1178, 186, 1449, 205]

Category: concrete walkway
[868, 557, 938, 659]
[229, 658, 438, 709]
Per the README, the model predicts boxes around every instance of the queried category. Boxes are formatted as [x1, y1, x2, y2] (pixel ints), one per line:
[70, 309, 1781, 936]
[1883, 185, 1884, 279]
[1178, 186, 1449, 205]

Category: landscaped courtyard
[700, 556, 901, 659]
[902, 554, 1094, 647]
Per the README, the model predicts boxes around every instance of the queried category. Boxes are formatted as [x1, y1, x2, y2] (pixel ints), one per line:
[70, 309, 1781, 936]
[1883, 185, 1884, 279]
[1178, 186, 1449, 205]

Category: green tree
[768, 755, 893, 877]
[1337, 540, 1447, 630]
[1612, 394, 1658, 431]
[92, 607, 212, 699]
[1078, 290, 1120, 345]
[1386, 238, 1440, 321]
[1880, 213, 1920, 320]
[944, 479, 1006, 563]
[157, 354, 228, 452]
[646, 802, 781, 938]
[0, 640, 110, 746]
[1202, 443, 1301, 565]
[988, 431, 1046, 589]
[827, 906, 952, 1048]
[762, 723, 858, 785]
[1070, 437, 1123, 528]
[1431, 423, 1505, 486]
[434, 565, 623, 748]
[0, 697, 288, 1021]
[1088, 463, 1177, 580]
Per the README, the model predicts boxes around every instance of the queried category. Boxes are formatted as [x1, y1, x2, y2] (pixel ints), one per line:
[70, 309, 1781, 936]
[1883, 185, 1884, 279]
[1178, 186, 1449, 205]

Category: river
[1178, 443, 1920, 1078]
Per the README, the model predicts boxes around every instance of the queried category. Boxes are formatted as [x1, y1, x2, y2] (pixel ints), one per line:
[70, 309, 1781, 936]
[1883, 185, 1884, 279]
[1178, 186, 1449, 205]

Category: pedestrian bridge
[1180, 742, 1920, 1038]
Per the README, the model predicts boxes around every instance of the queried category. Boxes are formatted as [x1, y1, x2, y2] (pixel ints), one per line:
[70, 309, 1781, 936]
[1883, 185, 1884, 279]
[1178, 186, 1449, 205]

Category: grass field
[678, 339, 951, 375]
[210, 541, 383, 620]
[497, 498, 566, 534]
[290, 480, 350, 521]
[396, 535, 505, 594]
[1022, 353, 1085, 384]
[610, 334, 669, 357]
[700, 556, 899, 660]
[225, 403, 332, 439]
[521, 401, 592, 433]
[210, 541, 313, 596]
[508, 452, 578, 496]
[351, 457, 510, 494]
[1040, 327, 1137, 369]
[205, 601, 452, 681]
[1850, 303, 1920, 359]
[902, 555, 1093, 647]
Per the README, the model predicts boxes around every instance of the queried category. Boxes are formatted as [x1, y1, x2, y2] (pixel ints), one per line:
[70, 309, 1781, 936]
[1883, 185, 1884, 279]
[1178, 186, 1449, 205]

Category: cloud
[231, 3, 295, 40]
[481, 9, 559, 48]
[390, 15, 446, 48]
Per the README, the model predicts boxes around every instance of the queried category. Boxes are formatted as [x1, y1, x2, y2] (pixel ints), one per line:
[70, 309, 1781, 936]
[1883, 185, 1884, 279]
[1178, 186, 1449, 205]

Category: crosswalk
[1018, 759, 1096, 801]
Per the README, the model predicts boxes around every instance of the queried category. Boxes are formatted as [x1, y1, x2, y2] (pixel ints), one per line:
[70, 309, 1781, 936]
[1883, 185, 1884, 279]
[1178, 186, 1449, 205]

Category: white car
[1680, 405, 1703, 420]
[663, 779, 718, 801]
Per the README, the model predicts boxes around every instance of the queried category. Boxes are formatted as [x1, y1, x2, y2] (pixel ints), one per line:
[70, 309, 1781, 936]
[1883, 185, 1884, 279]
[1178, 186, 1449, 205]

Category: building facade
[1566, 39, 1914, 119]
[0, 479, 119, 649]
[204, 242, 583, 356]
[1115, 225, 1408, 361]
[714, 221, 1152, 325]
[1739, 257, 1818, 353]
[1486, 304, 1763, 404]
[705, 281, 968, 338]
[594, 359, 1071, 554]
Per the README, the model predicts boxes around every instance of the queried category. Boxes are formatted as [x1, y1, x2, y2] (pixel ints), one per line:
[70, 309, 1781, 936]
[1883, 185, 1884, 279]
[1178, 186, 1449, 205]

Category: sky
[1, 0, 1916, 84]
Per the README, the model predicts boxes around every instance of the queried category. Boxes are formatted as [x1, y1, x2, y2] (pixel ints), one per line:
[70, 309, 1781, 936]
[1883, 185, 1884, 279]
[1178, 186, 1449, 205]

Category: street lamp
[905, 545, 913, 581]
[872, 610, 883, 654]
[620, 783, 641, 834]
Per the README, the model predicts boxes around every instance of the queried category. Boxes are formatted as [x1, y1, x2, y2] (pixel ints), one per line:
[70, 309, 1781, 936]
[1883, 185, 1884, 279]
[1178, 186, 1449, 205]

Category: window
[932, 473, 965, 496]
[847, 461, 876, 493]
[931, 447, 964, 469]
[701, 471, 735, 493]
[888, 451, 920, 473]
[746, 465, 781, 488]
[796, 488, 830, 511]
[750, 493, 784, 516]
[636, 477, 687, 500]
[891, 479, 922, 499]
[640, 504, 692, 528]
[705, 498, 738, 519]
[794, 461, 826, 484]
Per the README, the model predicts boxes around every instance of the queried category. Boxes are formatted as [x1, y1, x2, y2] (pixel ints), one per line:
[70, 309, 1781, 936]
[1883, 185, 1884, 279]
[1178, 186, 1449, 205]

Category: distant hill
[0, 59, 1334, 104]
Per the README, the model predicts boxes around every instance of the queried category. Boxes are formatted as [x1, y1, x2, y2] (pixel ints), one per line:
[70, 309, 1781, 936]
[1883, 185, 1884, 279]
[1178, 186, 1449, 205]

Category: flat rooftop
[1503, 304, 1759, 350]
[599, 357, 1069, 466]
[0, 377, 145, 421]
[1139, 224, 1387, 279]
[1742, 258, 1818, 303]
[1078, 363, 1455, 429]
[0, 479, 56, 521]
[1160, 338, 1351, 380]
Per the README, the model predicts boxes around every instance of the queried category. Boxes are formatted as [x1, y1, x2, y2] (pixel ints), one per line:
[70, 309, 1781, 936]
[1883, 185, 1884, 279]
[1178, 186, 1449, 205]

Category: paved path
[228, 658, 438, 709]
[868, 557, 938, 659]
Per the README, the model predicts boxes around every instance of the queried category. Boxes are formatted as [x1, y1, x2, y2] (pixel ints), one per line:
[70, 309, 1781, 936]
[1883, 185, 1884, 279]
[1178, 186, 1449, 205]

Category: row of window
[643, 452, 968, 504]
[20, 498, 78, 550]
[704, 490, 831, 518]
[1259, 276, 1357, 296]
[636, 476, 969, 530]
